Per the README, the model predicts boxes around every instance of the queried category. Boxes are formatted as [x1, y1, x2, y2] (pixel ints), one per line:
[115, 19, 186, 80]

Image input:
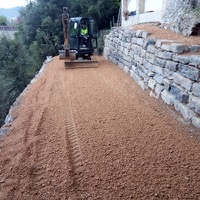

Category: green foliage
[0, 0, 120, 126]
[0, 16, 7, 25]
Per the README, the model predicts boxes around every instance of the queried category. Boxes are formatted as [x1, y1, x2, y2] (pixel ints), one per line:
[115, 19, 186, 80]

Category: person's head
[82, 22, 87, 29]
[63, 7, 68, 13]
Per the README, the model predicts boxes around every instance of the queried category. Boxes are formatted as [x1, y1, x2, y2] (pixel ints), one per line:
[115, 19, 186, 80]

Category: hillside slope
[0, 56, 200, 199]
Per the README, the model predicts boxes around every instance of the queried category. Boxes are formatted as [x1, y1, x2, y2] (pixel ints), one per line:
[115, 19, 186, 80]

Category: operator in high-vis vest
[80, 22, 88, 47]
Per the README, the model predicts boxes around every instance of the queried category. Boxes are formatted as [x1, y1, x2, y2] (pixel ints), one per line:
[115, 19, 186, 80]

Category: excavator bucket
[65, 59, 98, 69]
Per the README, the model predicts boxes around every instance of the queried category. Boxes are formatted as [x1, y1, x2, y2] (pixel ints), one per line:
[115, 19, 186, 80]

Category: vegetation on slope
[0, 0, 120, 126]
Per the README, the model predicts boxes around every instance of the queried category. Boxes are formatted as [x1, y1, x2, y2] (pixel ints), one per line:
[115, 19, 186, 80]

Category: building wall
[121, 0, 200, 36]
[161, 0, 200, 36]
[122, 0, 164, 26]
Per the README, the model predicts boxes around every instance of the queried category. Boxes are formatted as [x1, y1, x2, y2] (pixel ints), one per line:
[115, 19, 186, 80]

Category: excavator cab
[59, 10, 98, 68]
[69, 17, 98, 59]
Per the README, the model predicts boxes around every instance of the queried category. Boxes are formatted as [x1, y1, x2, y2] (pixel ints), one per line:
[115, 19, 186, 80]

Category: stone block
[130, 69, 135, 77]
[150, 90, 159, 99]
[178, 64, 200, 81]
[163, 69, 173, 79]
[161, 44, 171, 51]
[147, 45, 155, 54]
[146, 53, 155, 64]
[134, 55, 143, 65]
[155, 49, 173, 60]
[190, 45, 200, 52]
[138, 81, 148, 90]
[140, 49, 146, 58]
[176, 103, 195, 121]
[154, 74, 163, 84]
[154, 57, 166, 67]
[173, 73, 194, 91]
[118, 62, 124, 69]
[124, 43, 132, 50]
[123, 48, 129, 55]
[137, 38, 145, 46]
[189, 56, 200, 64]
[126, 37, 131, 43]
[123, 55, 132, 63]
[170, 83, 189, 103]
[143, 60, 152, 70]
[131, 37, 137, 44]
[136, 30, 143, 38]
[143, 39, 156, 49]
[142, 31, 151, 39]
[191, 116, 200, 128]
[188, 95, 200, 115]
[192, 83, 200, 97]
[166, 60, 178, 72]
[152, 65, 164, 76]
[123, 59, 132, 68]
[155, 40, 163, 48]
[134, 45, 141, 55]
[155, 84, 165, 95]
[148, 71, 155, 78]
[172, 55, 190, 64]
[161, 90, 175, 105]
[124, 66, 130, 73]
[162, 78, 173, 91]
[148, 79, 157, 90]
[131, 71, 142, 83]
[170, 44, 190, 54]
[131, 65, 137, 72]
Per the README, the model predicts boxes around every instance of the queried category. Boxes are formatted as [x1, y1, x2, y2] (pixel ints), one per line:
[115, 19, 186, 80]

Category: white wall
[122, 0, 164, 27]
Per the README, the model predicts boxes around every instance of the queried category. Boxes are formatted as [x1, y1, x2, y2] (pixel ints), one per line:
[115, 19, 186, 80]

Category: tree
[0, 16, 7, 25]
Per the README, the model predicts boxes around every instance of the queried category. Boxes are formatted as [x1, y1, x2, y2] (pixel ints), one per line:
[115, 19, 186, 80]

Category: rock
[155, 84, 165, 96]
[162, 78, 173, 91]
[166, 60, 178, 72]
[170, 83, 189, 103]
[191, 116, 200, 128]
[188, 95, 200, 115]
[175, 102, 195, 120]
[178, 64, 200, 81]
[148, 79, 157, 90]
[135, 30, 143, 38]
[142, 31, 151, 39]
[170, 44, 189, 54]
[154, 74, 163, 84]
[161, 90, 175, 105]
[192, 83, 200, 97]
[172, 55, 190, 64]
[190, 45, 200, 52]
[173, 73, 194, 91]
[154, 57, 166, 67]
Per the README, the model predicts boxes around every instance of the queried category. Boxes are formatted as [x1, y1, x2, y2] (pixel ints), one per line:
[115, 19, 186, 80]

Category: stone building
[162, 0, 200, 36]
[121, 0, 200, 36]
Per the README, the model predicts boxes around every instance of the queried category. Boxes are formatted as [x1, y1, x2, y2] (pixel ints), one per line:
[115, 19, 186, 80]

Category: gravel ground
[0, 56, 200, 200]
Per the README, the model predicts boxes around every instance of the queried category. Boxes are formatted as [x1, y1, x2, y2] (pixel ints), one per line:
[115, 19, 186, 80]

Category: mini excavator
[59, 7, 98, 68]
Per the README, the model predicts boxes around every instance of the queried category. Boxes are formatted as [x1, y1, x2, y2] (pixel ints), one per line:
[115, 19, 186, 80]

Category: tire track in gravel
[57, 69, 88, 199]
[26, 72, 73, 200]
[7, 78, 55, 199]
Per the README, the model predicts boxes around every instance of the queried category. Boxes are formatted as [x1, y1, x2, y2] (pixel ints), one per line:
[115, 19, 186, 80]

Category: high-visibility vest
[81, 28, 88, 35]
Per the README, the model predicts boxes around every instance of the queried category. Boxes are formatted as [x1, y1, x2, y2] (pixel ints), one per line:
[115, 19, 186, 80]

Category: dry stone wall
[104, 27, 200, 128]
[161, 0, 200, 36]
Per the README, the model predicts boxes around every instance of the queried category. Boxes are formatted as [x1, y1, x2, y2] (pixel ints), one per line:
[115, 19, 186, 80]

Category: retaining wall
[104, 27, 200, 128]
